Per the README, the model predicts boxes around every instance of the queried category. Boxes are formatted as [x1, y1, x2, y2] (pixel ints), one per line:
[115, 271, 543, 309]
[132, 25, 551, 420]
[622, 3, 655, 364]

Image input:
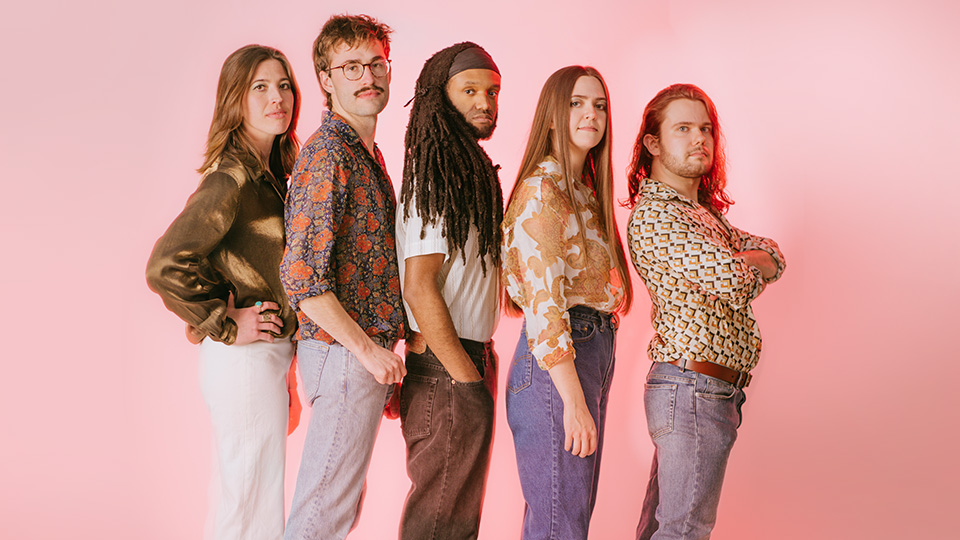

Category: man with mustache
[280, 14, 406, 539]
[395, 42, 503, 540]
[625, 84, 786, 540]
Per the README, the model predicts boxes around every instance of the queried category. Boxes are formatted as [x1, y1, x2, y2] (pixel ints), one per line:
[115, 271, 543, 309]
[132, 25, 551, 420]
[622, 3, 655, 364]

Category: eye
[280, 82, 291, 90]
[595, 102, 607, 111]
[252, 83, 266, 91]
[343, 62, 362, 76]
[488, 89, 499, 97]
[464, 88, 476, 95]
[371, 59, 386, 70]
[701, 126, 713, 134]
[678, 126, 688, 132]
[570, 99, 582, 108]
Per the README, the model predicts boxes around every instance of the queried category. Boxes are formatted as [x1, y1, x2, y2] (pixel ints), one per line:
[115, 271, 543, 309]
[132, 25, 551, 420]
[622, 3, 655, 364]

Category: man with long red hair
[626, 84, 786, 539]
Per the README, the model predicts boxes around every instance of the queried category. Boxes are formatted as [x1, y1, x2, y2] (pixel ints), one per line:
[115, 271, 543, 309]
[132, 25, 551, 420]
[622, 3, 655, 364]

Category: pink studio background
[2, 0, 957, 538]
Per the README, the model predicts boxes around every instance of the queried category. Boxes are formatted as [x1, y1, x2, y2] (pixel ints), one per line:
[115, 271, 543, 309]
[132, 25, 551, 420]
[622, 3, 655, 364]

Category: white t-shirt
[396, 199, 500, 342]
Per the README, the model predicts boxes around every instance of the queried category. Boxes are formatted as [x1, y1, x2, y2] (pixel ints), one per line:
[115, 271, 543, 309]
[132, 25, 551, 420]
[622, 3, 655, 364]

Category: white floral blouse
[502, 157, 624, 370]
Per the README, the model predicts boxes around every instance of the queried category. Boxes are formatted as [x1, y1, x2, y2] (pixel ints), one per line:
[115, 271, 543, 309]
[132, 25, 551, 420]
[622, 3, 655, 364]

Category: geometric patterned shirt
[627, 178, 785, 373]
[503, 157, 625, 370]
[280, 110, 406, 344]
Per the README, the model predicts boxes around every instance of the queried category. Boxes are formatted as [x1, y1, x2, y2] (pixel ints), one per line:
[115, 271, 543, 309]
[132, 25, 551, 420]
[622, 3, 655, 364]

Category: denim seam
[550, 378, 560, 540]
[685, 378, 703, 539]
[432, 376, 454, 539]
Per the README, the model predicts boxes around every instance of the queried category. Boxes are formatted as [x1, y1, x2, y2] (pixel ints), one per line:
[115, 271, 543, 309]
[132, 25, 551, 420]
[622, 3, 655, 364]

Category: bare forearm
[299, 292, 377, 357]
[405, 256, 481, 382]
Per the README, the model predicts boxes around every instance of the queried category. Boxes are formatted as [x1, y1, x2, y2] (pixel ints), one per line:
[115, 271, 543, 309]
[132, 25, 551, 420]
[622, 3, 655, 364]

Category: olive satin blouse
[146, 155, 296, 344]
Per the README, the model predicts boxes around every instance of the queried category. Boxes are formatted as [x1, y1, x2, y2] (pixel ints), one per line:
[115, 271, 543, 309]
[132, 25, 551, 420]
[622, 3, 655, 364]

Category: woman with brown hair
[501, 65, 633, 539]
[146, 44, 300, 540]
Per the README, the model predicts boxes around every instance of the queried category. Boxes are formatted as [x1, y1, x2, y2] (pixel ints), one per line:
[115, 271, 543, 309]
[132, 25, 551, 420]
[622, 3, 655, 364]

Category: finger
[564, 432, 573, 452]
[260, 301, 281, 312]
[257, 331, 275, 343]
[570, 436, 581, 457]
[257, 321, 282, 333]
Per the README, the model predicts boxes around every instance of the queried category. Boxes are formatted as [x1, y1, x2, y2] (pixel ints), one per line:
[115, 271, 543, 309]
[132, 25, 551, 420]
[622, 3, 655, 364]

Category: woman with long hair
[502, 65, 633, 539]
[146, 44, 301, 540]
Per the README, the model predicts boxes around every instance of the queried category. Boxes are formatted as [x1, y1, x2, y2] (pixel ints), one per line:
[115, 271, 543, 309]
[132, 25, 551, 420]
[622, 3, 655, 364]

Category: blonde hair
[199, 45, 301, 179]
[505, 66, 633, 316]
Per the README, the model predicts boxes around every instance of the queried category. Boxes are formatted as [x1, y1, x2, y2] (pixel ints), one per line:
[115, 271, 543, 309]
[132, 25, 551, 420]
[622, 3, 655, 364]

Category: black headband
[448, 46, 499, 79]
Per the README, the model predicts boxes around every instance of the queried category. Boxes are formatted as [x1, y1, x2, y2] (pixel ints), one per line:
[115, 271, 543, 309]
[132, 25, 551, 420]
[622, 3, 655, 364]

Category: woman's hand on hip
[226, 292, 282, 345]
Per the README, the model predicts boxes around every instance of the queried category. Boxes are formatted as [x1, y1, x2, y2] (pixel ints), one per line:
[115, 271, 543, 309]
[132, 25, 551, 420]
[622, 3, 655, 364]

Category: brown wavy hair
[626, 83, 732, 213]
[198, 45, 301, 180]
[505, 66, 633, 316]
[313, 14, 392, 109]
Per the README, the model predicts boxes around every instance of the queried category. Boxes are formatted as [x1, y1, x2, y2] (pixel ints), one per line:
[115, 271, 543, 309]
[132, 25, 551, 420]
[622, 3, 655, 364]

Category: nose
[268, 86, 282, 104]
[358, 64, 376, 85]
[474, 93, 491, 111]
[692, 128, 705, 144]
[583, 105, 597, 120]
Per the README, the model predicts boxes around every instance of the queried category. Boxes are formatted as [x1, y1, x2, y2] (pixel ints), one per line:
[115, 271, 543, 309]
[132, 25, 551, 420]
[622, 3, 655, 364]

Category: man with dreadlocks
[394, 42, 503, 540]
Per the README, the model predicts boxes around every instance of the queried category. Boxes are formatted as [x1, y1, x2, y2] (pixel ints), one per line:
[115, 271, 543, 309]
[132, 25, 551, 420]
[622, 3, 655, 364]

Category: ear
[643, 133, 660, 156]
[318, 69, 334, 96]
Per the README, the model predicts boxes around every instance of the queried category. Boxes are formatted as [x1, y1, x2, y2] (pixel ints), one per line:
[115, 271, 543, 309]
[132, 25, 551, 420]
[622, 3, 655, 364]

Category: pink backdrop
[3, 0, 958, 538]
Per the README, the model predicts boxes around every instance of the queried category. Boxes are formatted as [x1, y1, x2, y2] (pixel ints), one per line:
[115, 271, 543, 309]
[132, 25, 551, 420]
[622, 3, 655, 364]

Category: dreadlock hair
[399, 42, 503, 274]
[626, 83, 733, 213]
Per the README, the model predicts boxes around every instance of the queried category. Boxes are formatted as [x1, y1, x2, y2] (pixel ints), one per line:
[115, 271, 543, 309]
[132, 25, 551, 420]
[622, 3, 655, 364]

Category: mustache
[354, 85, 385, 97]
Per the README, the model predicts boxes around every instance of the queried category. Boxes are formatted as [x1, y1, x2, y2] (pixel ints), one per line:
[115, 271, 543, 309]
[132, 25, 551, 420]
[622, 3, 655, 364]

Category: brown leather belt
[668, 358, 752, 388]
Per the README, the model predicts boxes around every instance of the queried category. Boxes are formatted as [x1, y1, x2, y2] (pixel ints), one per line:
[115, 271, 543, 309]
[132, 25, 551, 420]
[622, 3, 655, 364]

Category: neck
[333, 106, 378, 156]
[650, 160, 699, 202]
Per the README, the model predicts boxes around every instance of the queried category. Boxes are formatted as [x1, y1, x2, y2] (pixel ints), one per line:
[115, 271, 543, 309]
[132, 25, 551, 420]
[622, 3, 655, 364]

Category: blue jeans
[284, 339, 394, 540]
[636, 361, 747, 540]
[506, 306, 617, 540]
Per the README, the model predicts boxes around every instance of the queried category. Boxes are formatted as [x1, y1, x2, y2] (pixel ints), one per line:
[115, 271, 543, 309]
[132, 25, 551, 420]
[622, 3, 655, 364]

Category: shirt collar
[640, 177, 698, 206]
[322, 110, 378, 155]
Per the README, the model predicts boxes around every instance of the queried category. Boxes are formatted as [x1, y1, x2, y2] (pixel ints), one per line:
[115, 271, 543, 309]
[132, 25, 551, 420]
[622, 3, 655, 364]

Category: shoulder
[199, 156, 251, 193]
[297, 123, 357, 171]
[513, 159, 567, 209]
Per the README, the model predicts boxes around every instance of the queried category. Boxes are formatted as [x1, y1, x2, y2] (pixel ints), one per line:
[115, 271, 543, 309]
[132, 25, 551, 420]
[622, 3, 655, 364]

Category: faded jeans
[284, 338, 394, 540]
[636, 361, 747, 540]
[398, 338, 498, 540]
[507, 306, 617, 540]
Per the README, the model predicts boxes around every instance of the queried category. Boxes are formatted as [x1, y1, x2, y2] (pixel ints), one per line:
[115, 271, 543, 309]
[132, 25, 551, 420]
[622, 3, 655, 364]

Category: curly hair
[626, 83, 733, 214]
[399, 42, 503, 273]
[313, 14, 392, 110]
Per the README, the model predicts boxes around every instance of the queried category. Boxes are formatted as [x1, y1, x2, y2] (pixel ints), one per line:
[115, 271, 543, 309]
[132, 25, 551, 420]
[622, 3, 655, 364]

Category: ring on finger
[261, 313, 270, 322]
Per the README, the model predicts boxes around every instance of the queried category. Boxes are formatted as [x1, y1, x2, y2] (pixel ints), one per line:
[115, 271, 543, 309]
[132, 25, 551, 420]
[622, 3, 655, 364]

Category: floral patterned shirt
[280, 111, 405, 343]
[502, 157, 624, 370]
[627, 178, 785, 373]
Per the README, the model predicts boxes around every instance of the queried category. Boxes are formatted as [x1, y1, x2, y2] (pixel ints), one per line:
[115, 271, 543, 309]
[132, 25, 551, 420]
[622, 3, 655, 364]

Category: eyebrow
[571, 94, 607, 100]
[251, 77, 291, 84]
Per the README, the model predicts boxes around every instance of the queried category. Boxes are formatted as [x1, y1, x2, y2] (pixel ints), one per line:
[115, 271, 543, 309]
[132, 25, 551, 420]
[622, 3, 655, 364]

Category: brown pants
[398, 339, 498, 540]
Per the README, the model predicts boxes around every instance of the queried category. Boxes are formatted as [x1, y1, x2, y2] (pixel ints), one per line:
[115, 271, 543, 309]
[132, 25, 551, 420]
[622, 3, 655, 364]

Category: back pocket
[400, 374, 438, 440]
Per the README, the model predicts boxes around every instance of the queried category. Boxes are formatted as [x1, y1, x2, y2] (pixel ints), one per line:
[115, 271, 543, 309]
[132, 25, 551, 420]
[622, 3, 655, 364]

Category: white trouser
[199, 337, 294, 540]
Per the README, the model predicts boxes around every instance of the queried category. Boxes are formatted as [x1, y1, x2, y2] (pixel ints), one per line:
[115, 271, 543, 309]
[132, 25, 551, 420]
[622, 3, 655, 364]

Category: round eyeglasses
[328, 59, 391, 81]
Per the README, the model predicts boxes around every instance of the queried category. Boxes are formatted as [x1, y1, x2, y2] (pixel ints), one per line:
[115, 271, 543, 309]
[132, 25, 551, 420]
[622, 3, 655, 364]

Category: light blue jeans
[507, 306, 617, 540]
[284, 339, 393, 540]
[636, 361, 746, 540]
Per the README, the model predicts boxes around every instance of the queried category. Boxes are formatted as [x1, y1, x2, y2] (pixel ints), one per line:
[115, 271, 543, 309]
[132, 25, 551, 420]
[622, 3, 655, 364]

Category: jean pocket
[400, 374, 438, 441]
[644, 383, 677, 440]
[571, 318, 598, 343]
[695, 377, 737, 401]
[507, 349, 533, 394]
[295, 340, 330, 402]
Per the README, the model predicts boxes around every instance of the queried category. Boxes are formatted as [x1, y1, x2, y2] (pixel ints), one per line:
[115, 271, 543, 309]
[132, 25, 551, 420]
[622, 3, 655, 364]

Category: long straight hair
[199, 45, 301, 180]
[505, 66, 633, 316]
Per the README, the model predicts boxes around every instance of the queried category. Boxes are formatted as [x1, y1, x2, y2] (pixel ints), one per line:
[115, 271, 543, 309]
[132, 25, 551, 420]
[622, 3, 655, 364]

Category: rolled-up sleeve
[281, 147, 349, 310]
[145, 172, 239, 344]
